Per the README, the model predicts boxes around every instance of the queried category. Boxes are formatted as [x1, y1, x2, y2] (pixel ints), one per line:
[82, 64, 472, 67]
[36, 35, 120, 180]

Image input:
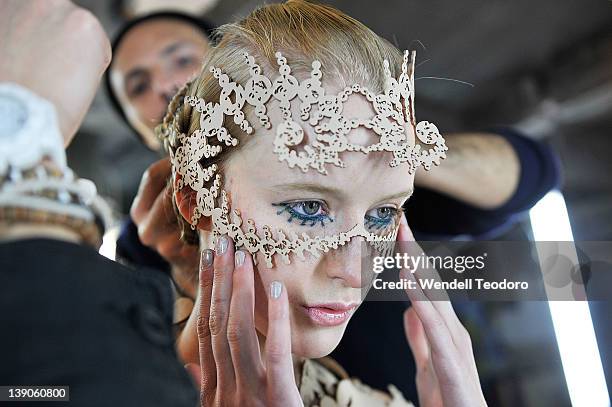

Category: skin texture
[110, 18, 210, 149]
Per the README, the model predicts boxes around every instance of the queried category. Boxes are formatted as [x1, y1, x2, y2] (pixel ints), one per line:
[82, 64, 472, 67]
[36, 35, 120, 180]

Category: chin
[290, 316, 351, 359]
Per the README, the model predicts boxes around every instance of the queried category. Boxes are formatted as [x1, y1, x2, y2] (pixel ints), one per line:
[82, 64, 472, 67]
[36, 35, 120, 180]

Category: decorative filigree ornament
[162, 50, 447, 268]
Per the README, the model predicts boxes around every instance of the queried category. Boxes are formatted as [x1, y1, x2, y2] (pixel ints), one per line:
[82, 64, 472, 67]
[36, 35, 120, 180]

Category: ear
[174, 173, 211, 231]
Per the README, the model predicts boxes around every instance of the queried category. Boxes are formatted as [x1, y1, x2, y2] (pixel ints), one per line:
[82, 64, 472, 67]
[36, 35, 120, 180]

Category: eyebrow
[160, 41, 189, 57]
[123, 42, 189, 86]
[268, 182, 414, 202]
[379, 188, 414, 202]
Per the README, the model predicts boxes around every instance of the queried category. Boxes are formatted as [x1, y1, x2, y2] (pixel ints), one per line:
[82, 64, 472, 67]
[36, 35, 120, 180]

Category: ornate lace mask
[162, 50, 447, 268]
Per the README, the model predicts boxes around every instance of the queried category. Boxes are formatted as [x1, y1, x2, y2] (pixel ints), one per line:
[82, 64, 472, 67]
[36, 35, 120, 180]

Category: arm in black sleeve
[116, 216, 171, 273]
[405, 127, 561, 239]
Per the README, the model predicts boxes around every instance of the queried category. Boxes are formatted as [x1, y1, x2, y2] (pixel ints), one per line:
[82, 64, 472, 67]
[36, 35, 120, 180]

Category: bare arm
[415, 132, 520, 209]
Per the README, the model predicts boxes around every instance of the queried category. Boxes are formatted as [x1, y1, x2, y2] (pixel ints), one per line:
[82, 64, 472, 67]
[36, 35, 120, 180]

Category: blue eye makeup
[273, 201, 402, 231]
[273, 201, 335, 227]
[364, 206, 400, 231]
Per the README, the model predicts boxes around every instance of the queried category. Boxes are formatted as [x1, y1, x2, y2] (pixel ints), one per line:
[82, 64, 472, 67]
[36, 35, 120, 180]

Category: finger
[210, 235, 237, 392]
[228, 250, 264, 388]
[398, 213, 465, 340]
[137, 185, 177, 247]
[156, 234, 197, 264]
[130, 158, 171, 223]
[196, 250, 217, 394]
[265, 281, 299, 405]
[398, 242, 453, 359]
[176, 250, 214, 365]
[403, 307, 430, 371]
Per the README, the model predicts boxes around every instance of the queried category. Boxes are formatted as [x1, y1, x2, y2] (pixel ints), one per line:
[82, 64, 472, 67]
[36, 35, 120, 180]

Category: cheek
[171, 68, 198, 88]
[131, 97, 165, 125]
[252, 260, 315, 331]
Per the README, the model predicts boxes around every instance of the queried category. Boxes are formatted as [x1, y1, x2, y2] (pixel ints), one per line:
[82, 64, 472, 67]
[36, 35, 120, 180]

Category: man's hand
[131, 158, 200, 299]
[0, 0, 111, 145]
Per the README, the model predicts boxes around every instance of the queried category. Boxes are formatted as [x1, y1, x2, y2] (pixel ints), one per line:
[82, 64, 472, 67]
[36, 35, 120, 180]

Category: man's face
[110, 18, 210, 149]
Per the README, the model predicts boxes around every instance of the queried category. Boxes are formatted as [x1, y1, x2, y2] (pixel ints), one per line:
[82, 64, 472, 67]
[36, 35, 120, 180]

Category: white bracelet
[0, 82, 113, 238]
[0, 82, 66, 175]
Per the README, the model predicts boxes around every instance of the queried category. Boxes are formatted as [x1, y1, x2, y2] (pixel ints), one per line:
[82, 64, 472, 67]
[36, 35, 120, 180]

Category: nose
[152, 72, 180, 103]
[317, 236, 366, 289]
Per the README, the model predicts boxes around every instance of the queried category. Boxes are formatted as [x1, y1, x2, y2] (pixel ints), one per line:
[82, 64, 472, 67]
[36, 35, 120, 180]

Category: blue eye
[364, 206, 398, 231]
[273, 201, 334, 227]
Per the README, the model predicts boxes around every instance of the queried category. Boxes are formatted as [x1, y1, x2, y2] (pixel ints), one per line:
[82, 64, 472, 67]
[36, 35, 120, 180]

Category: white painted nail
[215, 235, 228, 255]
[235, 250, 245, 267]
[270, 281, 282, 299]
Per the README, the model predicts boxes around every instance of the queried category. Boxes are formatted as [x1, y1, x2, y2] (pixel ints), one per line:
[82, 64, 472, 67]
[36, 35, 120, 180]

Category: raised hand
[397, 214, 487, 407]
[183, 236, 303, 407]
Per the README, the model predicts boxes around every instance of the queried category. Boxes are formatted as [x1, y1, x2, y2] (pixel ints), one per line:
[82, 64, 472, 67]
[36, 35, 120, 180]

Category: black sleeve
[405, 127, 561, 239]
[0, 239, 197, 407]
[116, 216, 171, 273]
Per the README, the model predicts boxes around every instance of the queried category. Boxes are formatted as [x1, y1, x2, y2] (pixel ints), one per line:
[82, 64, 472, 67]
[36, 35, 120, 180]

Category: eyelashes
[364, 207, 401, 230]
[272, 201, 334, 227]
[272, 201, 401, 230]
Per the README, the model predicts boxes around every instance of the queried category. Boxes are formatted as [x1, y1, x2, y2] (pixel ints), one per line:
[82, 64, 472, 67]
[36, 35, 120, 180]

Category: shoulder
[299, 357, 414, 407]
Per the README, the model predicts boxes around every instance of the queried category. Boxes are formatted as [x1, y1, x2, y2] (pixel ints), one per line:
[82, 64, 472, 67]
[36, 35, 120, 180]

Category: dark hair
[104, 11, 215, 147]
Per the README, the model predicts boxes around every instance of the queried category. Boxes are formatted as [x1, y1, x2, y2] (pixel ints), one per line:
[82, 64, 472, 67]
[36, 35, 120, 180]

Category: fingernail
[270, 281, 282, 299]
[201, 249, 214, 268]
[215, 235, 228, 255]
[235, 250, 245, 267]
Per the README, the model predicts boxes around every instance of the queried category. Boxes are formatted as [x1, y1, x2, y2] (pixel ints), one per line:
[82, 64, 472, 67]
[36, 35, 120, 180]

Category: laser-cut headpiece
[160, 50, 447, 268]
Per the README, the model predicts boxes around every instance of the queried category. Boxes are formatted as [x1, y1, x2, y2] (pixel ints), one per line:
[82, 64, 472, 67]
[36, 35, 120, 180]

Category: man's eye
[128, 81, 149, 98]
[175, 55, 197, 68]
[365, 206, 398, 230]
[272, 201, 333, 227]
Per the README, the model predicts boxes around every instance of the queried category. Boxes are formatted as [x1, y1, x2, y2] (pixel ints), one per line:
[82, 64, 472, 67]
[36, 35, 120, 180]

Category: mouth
[301, 302, 358, 327]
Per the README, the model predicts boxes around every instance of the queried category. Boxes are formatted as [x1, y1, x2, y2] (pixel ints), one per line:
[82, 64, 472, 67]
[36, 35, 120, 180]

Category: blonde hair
[158, 0, 405, 244]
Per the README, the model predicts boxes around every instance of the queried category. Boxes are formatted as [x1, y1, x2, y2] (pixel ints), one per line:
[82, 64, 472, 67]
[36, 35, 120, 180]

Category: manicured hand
[397, 214, 487, 407]
[183, 236, 304, 407]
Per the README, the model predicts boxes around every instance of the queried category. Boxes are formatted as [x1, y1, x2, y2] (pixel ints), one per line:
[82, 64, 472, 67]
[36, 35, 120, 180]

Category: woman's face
[220, 91, 415, 358]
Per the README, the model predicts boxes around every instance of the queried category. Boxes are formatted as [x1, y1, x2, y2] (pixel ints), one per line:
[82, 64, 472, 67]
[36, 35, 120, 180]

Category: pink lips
[303, 303, 358, 326]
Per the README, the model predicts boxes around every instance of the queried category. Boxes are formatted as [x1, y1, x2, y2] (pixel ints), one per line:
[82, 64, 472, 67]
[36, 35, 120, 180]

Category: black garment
[0, 239, 198, 407]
